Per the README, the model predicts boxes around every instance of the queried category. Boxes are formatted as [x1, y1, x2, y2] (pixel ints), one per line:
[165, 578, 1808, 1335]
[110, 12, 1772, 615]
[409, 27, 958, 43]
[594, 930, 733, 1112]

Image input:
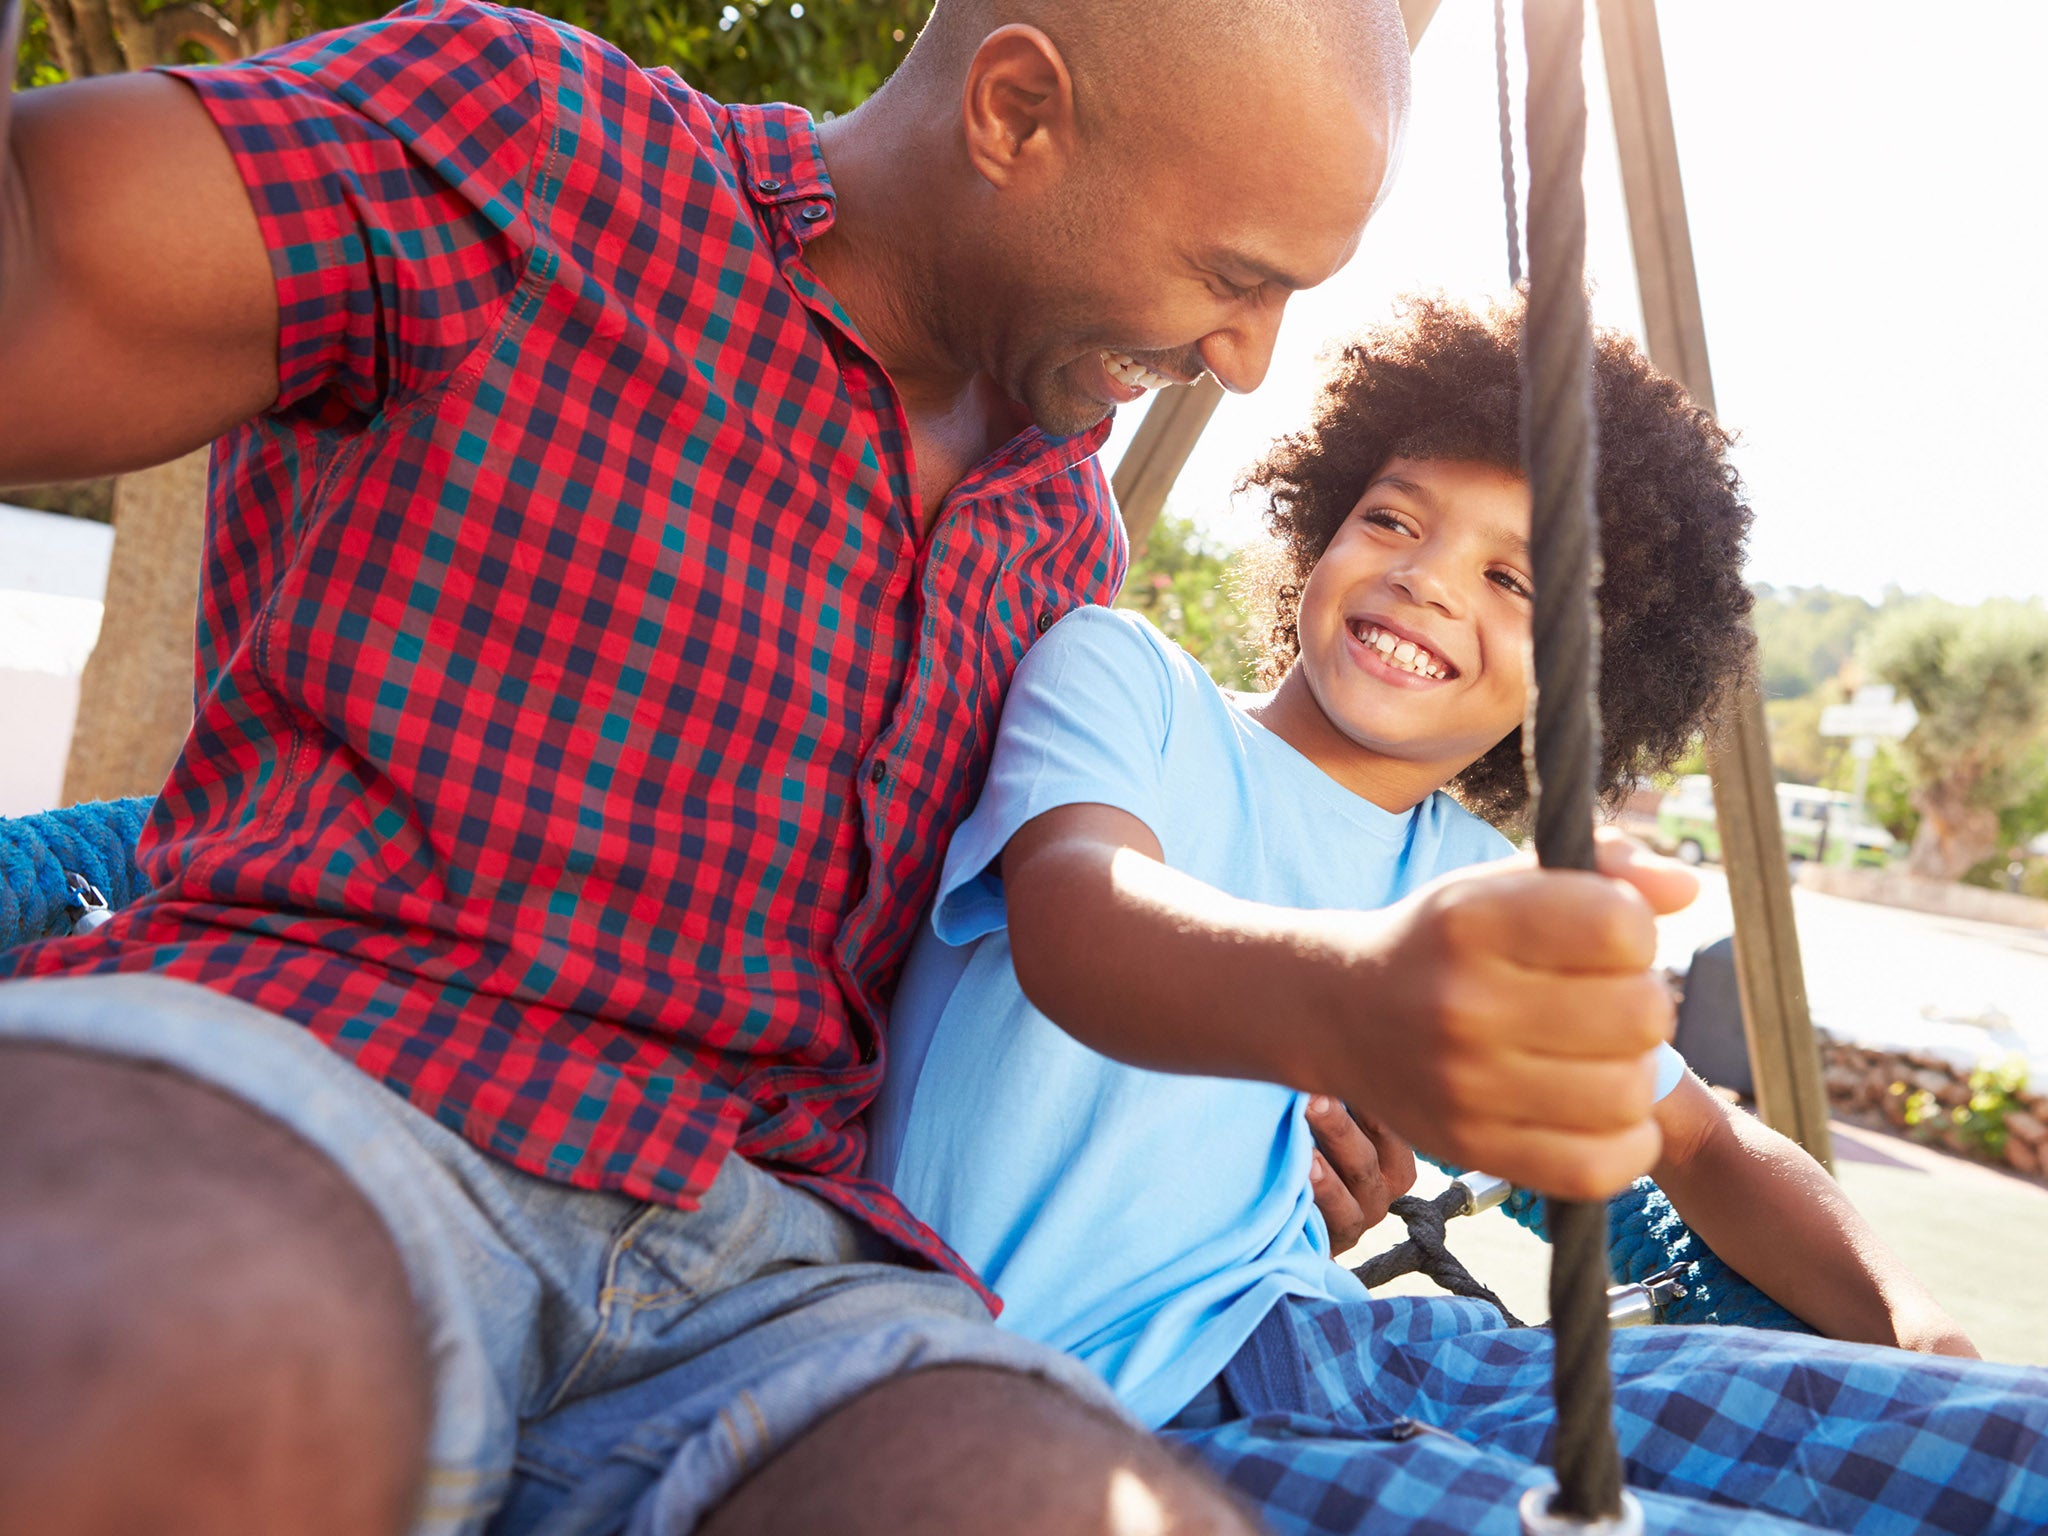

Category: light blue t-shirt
[869, 606, 1684, 1428]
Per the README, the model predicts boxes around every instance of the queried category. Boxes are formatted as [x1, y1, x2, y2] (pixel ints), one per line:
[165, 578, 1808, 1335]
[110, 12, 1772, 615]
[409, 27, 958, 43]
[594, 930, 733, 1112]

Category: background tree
[1749, 582, 1877, 701]
[16, 0, 929, 108]
[1863, 598, 2048, 881]
[1116, 512, 1256, 690]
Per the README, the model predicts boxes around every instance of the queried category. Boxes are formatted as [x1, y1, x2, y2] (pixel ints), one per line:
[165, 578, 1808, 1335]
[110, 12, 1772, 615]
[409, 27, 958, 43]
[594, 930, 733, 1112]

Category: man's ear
[960, 24, 1077, 190]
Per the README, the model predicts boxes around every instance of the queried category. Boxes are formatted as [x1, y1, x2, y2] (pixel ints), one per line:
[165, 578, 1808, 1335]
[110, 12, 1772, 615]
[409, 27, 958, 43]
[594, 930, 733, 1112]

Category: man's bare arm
[1, 68, 277, 482]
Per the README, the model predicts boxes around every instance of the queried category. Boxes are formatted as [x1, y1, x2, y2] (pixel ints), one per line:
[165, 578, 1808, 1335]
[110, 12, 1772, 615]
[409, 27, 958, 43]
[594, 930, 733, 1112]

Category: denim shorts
[0, 974, 1125, 1535]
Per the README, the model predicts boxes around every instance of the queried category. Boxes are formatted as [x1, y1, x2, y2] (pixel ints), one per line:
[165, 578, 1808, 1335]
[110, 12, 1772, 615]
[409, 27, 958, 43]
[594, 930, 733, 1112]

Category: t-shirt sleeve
[164, 0, 546, 421]
[1653, 1041, 1687, 1101]
[932, 607, 1177, 946]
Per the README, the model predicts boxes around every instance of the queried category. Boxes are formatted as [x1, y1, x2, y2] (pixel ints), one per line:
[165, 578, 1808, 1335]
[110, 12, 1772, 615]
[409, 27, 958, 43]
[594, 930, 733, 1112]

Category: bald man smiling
[0, 2, 1408, 1530]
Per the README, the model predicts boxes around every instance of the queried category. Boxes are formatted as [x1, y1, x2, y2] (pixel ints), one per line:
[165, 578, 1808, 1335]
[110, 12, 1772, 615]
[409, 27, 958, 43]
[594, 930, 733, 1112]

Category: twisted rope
[1494, 0, 1524, 287]
[1520, 0, 1622, 1522]
[1352, 1184, 1527, 1327]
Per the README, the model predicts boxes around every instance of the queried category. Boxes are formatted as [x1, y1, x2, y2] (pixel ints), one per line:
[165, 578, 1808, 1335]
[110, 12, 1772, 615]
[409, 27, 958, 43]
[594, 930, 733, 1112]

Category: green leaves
[1116, 512, 1258, 690]
[1862, 598, 2048, 878]
[20, 0, 932, 111]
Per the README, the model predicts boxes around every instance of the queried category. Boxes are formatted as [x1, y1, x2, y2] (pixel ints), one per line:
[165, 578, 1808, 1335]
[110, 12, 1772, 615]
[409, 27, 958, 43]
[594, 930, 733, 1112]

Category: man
[0, 1, 1680, 1531]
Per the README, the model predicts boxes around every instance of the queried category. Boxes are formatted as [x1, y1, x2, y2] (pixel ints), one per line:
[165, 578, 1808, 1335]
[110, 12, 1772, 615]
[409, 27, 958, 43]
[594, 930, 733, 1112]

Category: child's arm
[1001, 802, 1689, 1202]
[1651, 1074, 1978, 1356]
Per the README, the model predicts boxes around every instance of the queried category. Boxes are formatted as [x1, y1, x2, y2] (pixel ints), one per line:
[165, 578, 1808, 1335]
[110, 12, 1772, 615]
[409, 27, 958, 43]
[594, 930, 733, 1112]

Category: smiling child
[865, 297, 2048, 1535]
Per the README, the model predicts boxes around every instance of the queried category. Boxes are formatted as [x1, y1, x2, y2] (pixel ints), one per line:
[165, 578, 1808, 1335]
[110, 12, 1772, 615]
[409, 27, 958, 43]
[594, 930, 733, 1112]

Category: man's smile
[1099, 350, 1177, 392]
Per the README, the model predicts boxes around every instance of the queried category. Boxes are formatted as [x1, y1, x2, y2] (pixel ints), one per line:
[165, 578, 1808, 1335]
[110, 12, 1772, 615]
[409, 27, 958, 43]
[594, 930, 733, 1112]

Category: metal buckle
[64, 873, 113, 935]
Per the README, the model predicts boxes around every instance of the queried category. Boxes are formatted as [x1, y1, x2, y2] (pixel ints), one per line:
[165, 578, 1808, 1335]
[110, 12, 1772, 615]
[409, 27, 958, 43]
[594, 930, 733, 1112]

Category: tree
[1116, 513, 1257, 691]
[18, 0, 930, 110]
[1863, 599, 2048, 880]
[1749, 583, 1876, 701]
[529, 0, 926, 116]
[1763, 687, 1840, 787]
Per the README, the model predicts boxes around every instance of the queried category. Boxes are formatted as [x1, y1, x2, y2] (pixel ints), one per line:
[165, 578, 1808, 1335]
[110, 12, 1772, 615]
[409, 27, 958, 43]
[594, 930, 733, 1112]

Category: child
[869, 298, 2046, 1534]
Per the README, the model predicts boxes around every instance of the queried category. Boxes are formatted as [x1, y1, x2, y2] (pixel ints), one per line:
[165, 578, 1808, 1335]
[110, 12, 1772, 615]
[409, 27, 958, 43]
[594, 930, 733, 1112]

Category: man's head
[1241, 294, 1757, 823]
[878, 0, 1410, 434]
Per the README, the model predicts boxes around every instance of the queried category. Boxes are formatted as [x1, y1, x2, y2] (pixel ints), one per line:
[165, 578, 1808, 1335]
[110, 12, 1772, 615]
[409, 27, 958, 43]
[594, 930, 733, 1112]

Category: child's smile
[1247, 455, 1535, 812]
[1343, 617, 1457, 683]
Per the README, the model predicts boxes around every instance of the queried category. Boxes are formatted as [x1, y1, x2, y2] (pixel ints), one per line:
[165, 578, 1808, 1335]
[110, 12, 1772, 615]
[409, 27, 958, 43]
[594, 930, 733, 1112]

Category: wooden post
[1113, 0, 1445, 555]
[63, 449, 206, 806]
[1111, 376, 1225, 554]
[1596, 0, 1832, 1167]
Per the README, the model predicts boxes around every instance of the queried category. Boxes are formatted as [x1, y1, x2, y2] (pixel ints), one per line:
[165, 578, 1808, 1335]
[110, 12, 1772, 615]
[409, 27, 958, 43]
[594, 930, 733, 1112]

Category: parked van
[1654, 775, 1894, 868]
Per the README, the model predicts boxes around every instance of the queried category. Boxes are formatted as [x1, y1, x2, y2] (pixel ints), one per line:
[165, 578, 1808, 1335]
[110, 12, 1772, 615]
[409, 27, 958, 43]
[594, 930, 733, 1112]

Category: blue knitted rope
[1428, 1159, 1809, 1332]
[0, 798, 156, 955]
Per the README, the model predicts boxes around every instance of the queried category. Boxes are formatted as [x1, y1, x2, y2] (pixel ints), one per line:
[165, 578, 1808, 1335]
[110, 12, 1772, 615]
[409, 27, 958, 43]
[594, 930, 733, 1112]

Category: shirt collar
[727, 101, 837, 239]
[723, 101, 1115, 495]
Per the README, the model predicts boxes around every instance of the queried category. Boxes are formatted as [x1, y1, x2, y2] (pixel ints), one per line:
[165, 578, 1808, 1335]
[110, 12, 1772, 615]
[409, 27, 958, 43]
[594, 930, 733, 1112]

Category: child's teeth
[1358, 623, 1445, 678]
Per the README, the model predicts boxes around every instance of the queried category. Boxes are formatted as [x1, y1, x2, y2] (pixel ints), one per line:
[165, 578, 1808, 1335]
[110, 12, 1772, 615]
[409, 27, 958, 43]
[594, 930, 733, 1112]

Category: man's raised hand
[1306, 1096, 1416, 1254]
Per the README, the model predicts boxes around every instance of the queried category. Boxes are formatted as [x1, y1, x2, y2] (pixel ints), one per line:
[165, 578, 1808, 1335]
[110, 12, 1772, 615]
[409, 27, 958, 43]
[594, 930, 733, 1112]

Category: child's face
[1288, 456, 1535, 789]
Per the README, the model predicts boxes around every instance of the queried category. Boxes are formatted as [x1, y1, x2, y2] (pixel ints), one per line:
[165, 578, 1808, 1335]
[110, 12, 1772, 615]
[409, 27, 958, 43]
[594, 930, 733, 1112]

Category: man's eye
[1209, 274, 1260, 301]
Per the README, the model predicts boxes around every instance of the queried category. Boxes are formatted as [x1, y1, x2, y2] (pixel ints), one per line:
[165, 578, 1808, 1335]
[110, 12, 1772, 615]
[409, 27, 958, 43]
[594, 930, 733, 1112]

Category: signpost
[1819, 685, 1920, 866]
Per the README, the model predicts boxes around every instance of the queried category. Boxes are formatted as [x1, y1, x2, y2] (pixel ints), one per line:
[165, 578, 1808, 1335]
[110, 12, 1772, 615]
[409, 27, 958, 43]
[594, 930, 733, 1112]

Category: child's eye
[1361, 508, 1415, 537]
[1489, 568, 1533, 600]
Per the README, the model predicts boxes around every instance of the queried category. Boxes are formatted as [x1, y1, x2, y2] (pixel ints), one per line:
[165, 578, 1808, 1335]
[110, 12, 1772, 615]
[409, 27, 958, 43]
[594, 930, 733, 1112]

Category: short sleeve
[164, 0, 545, 420]
[931, 607, 1178, 946]
[1653, 1041, 1687, 1101]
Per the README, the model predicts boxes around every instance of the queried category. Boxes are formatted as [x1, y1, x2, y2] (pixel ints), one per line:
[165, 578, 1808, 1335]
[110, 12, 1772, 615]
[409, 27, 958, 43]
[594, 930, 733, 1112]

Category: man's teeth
[1355, 623, 1448, 679]
[1102, 351, 1174, 391]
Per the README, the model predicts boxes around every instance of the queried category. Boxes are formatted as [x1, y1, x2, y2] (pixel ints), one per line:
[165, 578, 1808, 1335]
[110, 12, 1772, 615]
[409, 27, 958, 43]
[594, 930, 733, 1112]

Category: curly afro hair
[1237, 294, 1755, 825]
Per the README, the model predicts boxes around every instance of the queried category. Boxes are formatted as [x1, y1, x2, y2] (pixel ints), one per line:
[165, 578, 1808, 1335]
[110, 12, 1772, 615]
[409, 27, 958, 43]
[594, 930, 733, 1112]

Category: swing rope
[1493, 0, 1524, 287]
[1520, 0, 1626, 1523]
[1353, 1183, 1529, 1327]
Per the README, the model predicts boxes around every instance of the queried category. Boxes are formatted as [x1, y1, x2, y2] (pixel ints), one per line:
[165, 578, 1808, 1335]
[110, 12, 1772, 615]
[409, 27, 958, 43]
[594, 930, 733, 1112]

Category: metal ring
[1518, 1485, 1644, 1536]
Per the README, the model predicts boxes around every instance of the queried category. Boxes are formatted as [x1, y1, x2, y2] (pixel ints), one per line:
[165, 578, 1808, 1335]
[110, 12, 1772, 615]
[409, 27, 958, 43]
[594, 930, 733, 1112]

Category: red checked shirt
[2, 0, 1125, 1291]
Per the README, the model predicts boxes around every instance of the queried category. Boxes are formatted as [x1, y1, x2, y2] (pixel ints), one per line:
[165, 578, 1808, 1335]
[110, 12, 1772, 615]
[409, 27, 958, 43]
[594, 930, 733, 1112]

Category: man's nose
[1197, 299, 1286, 395]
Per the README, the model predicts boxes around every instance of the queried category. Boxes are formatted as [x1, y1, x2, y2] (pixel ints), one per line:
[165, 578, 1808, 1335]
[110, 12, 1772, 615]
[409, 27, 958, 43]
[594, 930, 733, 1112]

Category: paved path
[1657, 867, 2048, 1077]
[1353, 1120, 2048, 1368]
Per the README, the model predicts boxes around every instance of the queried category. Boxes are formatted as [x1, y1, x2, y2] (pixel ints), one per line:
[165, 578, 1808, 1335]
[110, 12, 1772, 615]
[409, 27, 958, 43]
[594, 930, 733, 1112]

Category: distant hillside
[1749, 583, 1882, 700]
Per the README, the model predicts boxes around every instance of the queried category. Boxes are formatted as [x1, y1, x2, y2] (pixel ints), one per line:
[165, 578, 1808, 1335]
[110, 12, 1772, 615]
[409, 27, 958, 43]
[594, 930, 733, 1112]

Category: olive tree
[1864, 599, 2048, 881]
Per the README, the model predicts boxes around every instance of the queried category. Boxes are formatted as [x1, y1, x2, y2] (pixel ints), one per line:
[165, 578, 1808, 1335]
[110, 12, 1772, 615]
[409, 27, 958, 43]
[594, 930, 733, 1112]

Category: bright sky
[1101, 1, 2048, 606]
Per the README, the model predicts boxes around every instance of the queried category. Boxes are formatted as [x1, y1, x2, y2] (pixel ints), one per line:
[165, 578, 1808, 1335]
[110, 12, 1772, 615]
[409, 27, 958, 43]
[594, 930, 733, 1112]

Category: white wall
[0, 502, 115, 816]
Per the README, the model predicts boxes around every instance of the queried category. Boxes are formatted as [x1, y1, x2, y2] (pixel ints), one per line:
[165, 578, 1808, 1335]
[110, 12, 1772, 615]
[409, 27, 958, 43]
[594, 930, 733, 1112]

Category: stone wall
[1796, 862, 2048, 932]
[1821, 1034, 2048, 1178]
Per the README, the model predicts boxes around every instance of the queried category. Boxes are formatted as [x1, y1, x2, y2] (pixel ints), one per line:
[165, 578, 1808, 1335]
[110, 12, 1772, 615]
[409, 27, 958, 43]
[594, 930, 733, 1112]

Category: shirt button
[800, 202, 829, 221]
[869, 759, 888, 785]
[755, 176, 783, 194]
[1037, 610, 1059, 635]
